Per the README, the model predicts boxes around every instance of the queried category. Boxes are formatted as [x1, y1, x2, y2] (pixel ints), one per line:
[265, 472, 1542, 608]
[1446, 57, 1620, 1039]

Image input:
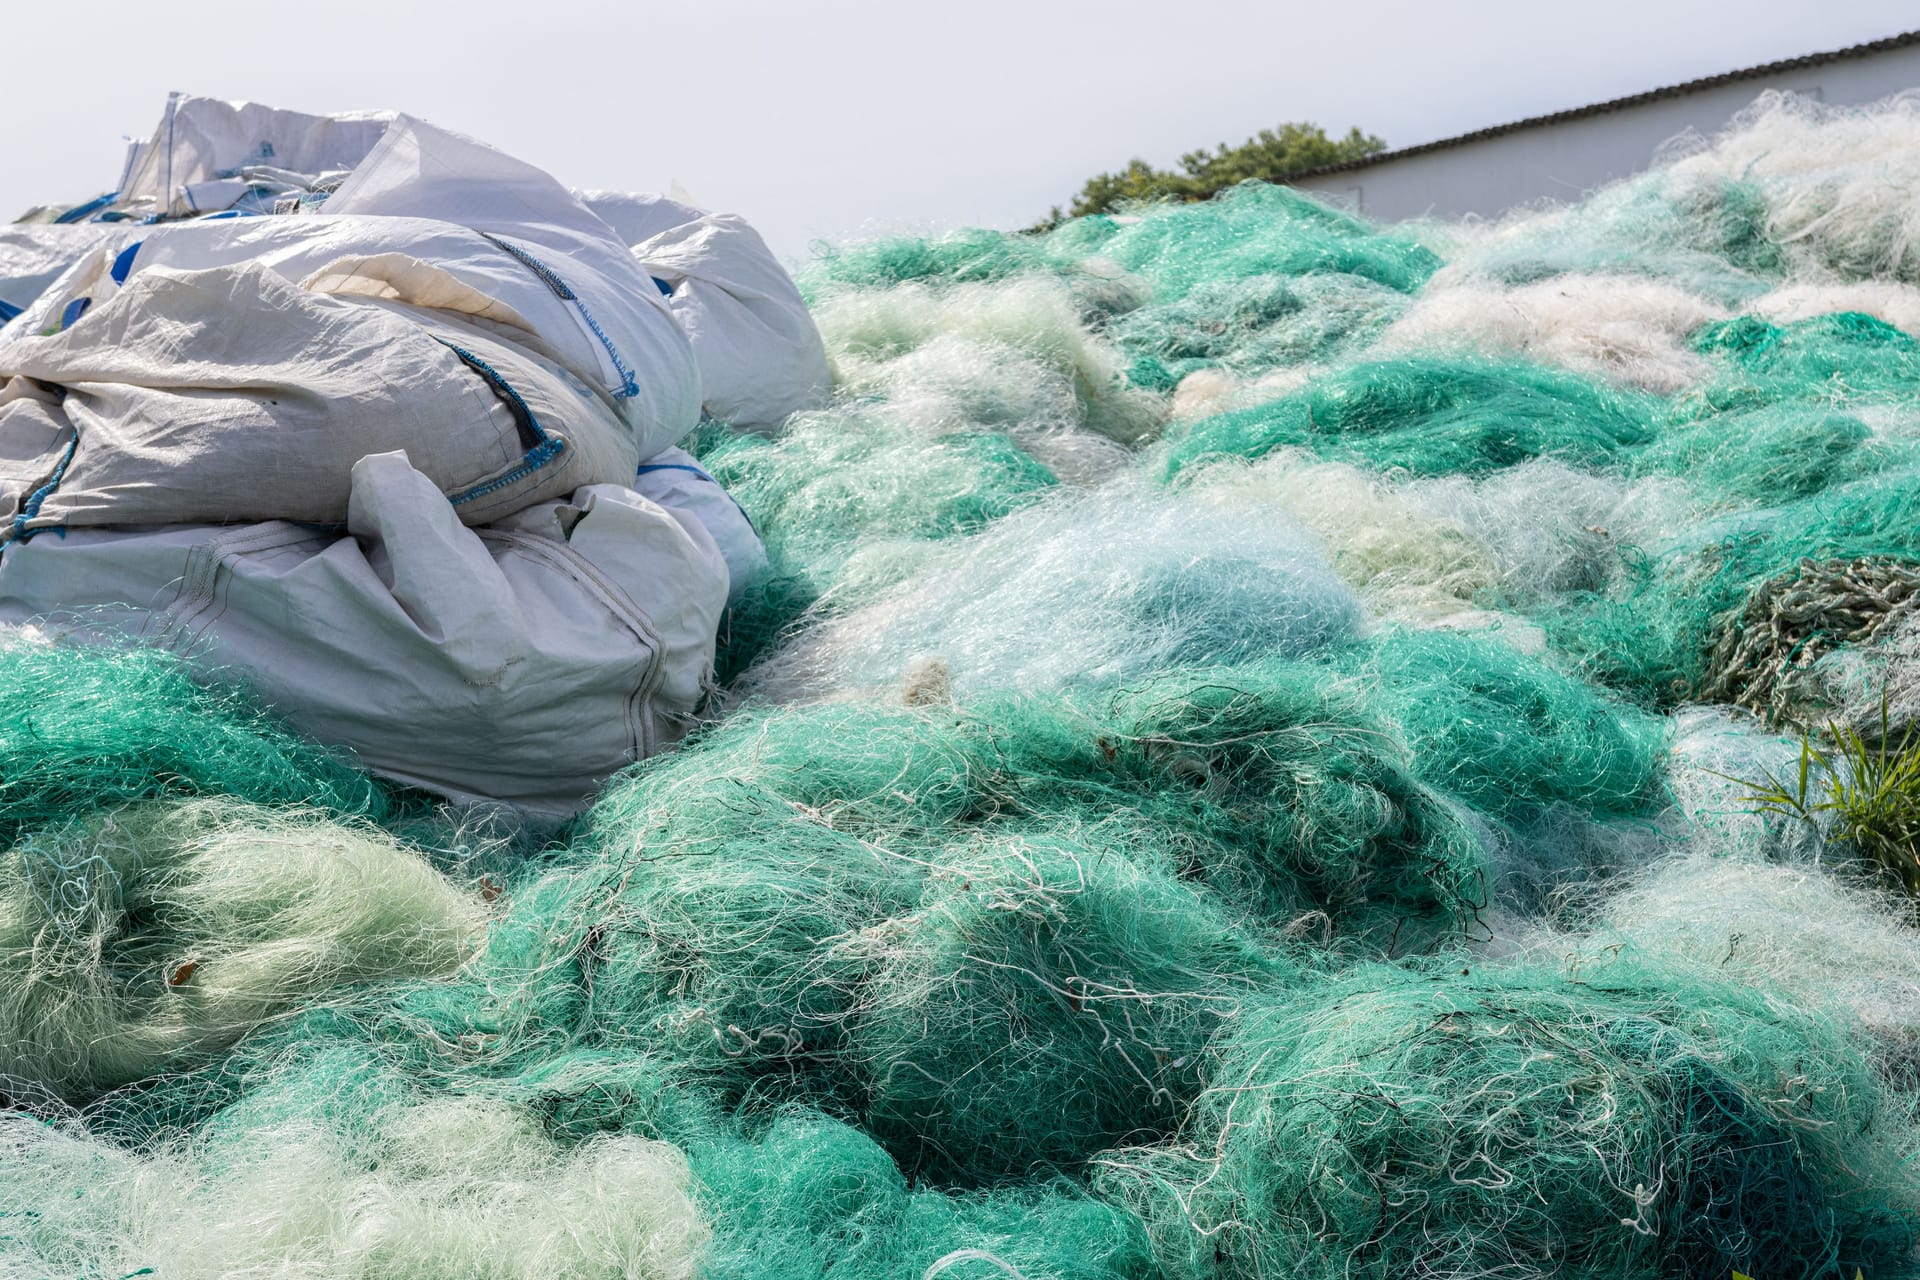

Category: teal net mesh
[11, 88, 1920, 1280]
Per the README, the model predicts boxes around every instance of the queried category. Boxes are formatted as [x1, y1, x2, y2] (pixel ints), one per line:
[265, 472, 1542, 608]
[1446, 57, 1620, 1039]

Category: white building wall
[1291, 44, 1920, 221]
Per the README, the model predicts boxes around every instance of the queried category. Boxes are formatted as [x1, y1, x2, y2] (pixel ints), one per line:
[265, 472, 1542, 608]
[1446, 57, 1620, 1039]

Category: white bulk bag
[118, 94, 396, 214]
[0, 261, 639, 533]
[635, 213, 830, 429]
[322, 116, 702, 447]
[0, 451, 729, 820]
[10, 204, 696, 448]
[0, 114, 706, 537]
[72, 96, 700, 436]
[0, 226, 125, 319]
[634, 446, 769, 596]
[582, 190, 828, 430]
[579, 191, 705, 250]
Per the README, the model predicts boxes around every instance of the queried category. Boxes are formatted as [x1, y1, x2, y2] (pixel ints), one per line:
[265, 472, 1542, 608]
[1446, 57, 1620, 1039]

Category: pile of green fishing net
[12, 90, 1920, 1280]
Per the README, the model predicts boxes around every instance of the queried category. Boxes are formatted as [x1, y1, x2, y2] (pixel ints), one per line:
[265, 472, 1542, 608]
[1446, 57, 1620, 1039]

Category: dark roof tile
[1288, 30, 1920, 180]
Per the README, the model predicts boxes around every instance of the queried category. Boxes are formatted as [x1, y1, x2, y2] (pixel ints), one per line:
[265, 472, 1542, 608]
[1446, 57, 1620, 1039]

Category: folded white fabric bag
[0, 226, 126, 320]
[634, 446, 770, 596]
[0, 450, 729, 819]
[0, 113, 701, 538]
[116, 95, 396, 216]
[581, 191, 829, 430]
[0, 261, 641, 532]
[634, 214, 830, 430]
[578, 191, 706, 250]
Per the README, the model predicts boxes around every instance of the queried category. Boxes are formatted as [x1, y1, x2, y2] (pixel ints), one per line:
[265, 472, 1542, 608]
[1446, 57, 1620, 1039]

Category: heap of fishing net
[748, 474, 1362, 699]
[1, 1085, 709, 1280]
[652, 91, 1920, 1275]
[0, 799, 482, 1094]
[12, 81, 1920, 1280]
[575, 661, 1493, 1176]
[1097, 952, 1919, 1280]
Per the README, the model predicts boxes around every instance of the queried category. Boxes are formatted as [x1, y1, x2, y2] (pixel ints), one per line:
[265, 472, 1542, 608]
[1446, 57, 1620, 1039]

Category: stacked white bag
[0, 95, 824, 819]
[581, 190, 831, 430]
[0, 226, 122, 320]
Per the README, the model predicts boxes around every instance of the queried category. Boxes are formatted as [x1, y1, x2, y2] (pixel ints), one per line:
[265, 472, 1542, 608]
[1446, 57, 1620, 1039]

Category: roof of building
[1288, 29, 1920, 180]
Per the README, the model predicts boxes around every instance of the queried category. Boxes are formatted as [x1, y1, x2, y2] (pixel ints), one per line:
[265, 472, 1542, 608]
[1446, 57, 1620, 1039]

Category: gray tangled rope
[1703, 555, 1920, 726]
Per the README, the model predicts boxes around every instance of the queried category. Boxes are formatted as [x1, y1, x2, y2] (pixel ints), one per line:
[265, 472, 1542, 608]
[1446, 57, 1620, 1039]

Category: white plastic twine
[921, 1248, 1033, 1280]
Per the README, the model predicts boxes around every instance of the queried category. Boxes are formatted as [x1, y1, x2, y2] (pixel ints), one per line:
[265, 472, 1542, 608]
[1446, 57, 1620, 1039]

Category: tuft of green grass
[1721, 694, 1920, 895]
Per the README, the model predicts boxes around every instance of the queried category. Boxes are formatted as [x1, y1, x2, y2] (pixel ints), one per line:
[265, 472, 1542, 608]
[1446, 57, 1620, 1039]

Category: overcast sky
[3, 2, 1915, 262]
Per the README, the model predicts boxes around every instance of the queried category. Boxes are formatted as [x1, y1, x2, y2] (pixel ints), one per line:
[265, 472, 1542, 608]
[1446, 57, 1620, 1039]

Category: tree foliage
[1057, 123, 1387, 221]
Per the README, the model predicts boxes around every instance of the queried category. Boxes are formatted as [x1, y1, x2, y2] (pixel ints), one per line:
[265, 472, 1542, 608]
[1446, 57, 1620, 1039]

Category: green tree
[1060, 122, 1386, 220]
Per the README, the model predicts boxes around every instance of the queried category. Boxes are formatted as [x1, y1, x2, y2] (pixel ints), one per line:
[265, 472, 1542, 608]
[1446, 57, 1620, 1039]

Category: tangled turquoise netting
[12, 89, 1920, 1279]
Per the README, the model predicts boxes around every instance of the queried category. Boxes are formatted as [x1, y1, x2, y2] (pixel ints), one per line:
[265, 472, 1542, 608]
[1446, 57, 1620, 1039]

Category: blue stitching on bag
[436, 339, 546, 452]
[480, 232, 640, 400]
[481, 232, 576, 300]
[435, 338, 569, 507]
[450, 438, 567, 507]
[573, 302, 640, 400]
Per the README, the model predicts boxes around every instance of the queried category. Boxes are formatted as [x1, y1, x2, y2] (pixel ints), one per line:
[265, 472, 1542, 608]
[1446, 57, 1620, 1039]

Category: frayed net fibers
[0, 799, 482, 1095]
[1373, 273, 1725, 392]
[1053, 182, 1443, 300]
[1341, 627, 1667, 830]
[1110, 271, 1406, 389]
[1097, 953, 1920, 1280]
[0, 637, 389, 839]
[971, 663, 1490, 947]
[0, 1079, 708, 1280]
[692, 411, 1060, 678]
[1564, 853, 1920, 1061]
[1801, 608, 1920, 738]
[855, 823, 1288, 1184]
[20, 84, 1920, 1280]
[698, 411, 1059, 600]
[1427, 169, 1782, 306]
[1399, 459, 1697, 609]
[1546, 463, 1920, 704]
[584, 799, 923, 1102]
[579, 701, 983, 1102]
[1168, 451, 1701, 667]
[1424, 92, 1920, 307]
[1178, 451, 1500, 622]
[1675, 311, 1920, 420]
[1635, 401, 1879, 502]
[849, 333, 1137, 484]
[1327, 628, 1671, 911]
[1756, 279, 1920, 335]
[1167, 364, 1320, 422]
[812, 276, 1163, 447]
[1160, 356, 1655, 480]
[803, 227, 1061, 292]
[1666, 90, 1920, 284]
[687, 1110, 1158, 1280]
[1660, 705, 1827, 860]
[751, 474, 1361, 700]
